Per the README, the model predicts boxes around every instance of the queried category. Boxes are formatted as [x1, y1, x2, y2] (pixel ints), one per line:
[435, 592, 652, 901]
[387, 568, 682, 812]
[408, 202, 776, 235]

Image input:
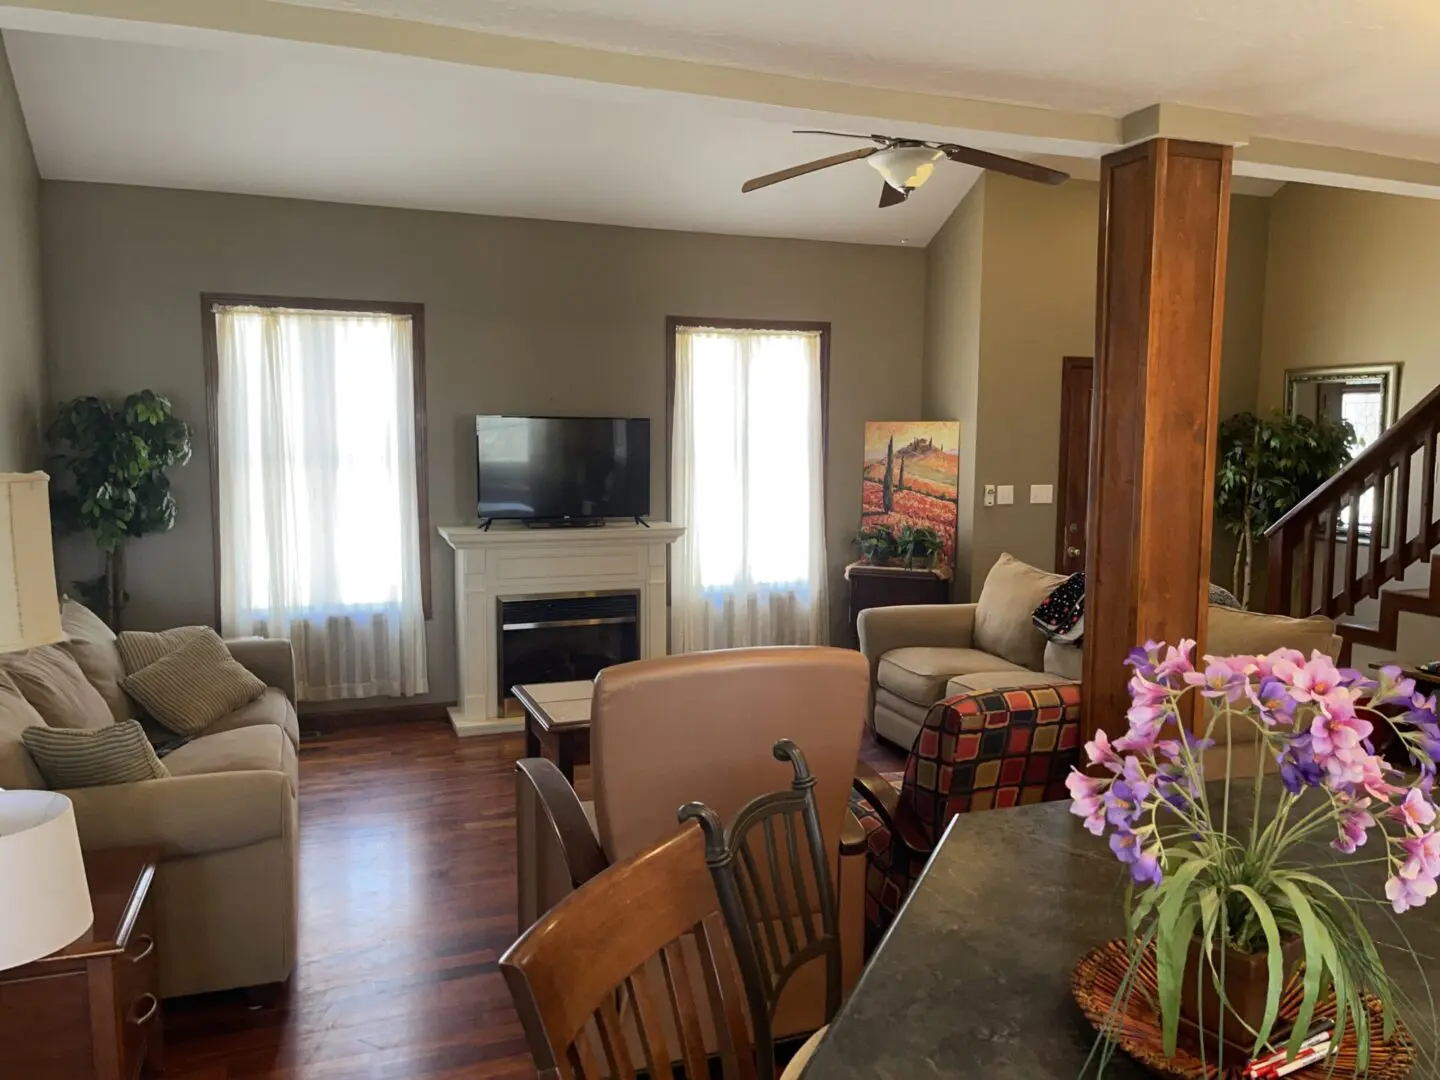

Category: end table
[0, 846, 164, 1079]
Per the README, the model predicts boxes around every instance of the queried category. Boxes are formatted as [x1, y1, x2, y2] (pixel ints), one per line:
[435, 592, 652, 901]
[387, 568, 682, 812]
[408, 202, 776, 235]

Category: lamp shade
[866, 145, 947, 192]
[0, 472, 63, 654]
[0, 791, 93, 970]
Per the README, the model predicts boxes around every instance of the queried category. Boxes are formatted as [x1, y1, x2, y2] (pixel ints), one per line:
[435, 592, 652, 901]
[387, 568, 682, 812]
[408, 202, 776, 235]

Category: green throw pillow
[22, 720, 168, 789]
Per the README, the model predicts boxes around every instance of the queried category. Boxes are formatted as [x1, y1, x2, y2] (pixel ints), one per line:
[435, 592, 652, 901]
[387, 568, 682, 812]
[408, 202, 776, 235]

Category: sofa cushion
[116, 626, 211, 674]
[60, 599, 133, 724]
[163, 725, 297, 786]
[0, 670, 47, 790]
[1044, 640, 1084, 682]
[878, 647, 1027, 705]
[122, 629, 268, 737]
[199, 688, 300, 746]
[945, 670, 1074, 696]
[22, 720, 168, 788]
[0, 643, 115, 730]
[1206, 607, 1340, 660]
[973, 554, 1066, 670]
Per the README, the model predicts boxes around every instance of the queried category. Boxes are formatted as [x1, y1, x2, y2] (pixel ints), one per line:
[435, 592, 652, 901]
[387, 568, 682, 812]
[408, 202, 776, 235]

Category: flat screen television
[475, 415, 651, 524]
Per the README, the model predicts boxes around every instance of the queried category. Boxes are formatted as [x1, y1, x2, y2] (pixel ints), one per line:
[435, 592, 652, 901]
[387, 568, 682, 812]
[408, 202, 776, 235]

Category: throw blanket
[1034, 571, 1084, 644]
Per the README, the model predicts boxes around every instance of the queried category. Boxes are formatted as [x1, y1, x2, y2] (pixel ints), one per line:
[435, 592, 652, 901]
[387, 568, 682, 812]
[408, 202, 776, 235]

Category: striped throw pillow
[116, 626, 211, 675]
[121, 629, 267, 736]
[22, 720, 168, 788]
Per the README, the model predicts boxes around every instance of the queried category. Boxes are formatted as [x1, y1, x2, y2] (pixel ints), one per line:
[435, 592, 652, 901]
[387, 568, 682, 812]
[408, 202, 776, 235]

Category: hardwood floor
[161, 720, 907, 1079]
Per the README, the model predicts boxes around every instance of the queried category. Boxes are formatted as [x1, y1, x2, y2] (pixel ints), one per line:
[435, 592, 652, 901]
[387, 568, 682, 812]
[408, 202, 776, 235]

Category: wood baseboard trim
[299, 701, 455, 733]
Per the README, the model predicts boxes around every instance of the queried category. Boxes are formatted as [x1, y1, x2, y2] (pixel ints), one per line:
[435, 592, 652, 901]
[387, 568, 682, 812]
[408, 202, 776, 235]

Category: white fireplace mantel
[438, 521, 685, 737]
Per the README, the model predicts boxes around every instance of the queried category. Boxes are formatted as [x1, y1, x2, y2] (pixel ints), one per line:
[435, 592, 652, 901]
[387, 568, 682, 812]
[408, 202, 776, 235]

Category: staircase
[1264, 382, 1440, 664]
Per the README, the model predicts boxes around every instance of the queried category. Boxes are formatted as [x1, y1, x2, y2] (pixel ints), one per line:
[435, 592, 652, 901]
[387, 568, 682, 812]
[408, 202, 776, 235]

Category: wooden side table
[0, 847, 163, 1080]
[845, 561, 953, 646]
[515, 680, 593, 783]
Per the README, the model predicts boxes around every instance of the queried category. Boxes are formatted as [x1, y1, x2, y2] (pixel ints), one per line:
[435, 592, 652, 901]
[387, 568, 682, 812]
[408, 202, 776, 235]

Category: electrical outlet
[983, 484, 997, 507]
[997, 485, 1015, 506]
[1030, 484, 1054, 505]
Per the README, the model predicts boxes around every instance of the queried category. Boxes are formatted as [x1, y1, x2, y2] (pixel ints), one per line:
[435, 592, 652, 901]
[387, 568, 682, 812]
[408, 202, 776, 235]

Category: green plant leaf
[1155, 857, 1212, 1057]
[1230, 883, 1286, 1055]
[1272, 877, 1329, 1062]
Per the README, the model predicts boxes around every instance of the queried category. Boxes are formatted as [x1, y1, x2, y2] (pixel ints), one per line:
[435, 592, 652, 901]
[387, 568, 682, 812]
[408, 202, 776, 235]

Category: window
[1339, 386, 1384, 533]
[204, 295, 430, 700]
[668, 319, 829, 652]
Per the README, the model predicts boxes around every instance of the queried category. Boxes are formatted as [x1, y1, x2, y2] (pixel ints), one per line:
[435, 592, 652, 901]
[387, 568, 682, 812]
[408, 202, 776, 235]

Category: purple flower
[1125, 640, 1164, 679]
[1393, 788, 1438, 834]
[1066, 770, 1108, 836]
[1388, 831, 1440, 912]
[1253, 677, 1298, 726]
[1333, 798, 1375, 854]
[1183, 658, 1251, 702]
[1277, 735, 1324, 795]
[1387, 873, 1438, 913]
[1084, 729, 1124, 774]
[1104, 777, 1150, 828]
[1373, 665, 1419, 706]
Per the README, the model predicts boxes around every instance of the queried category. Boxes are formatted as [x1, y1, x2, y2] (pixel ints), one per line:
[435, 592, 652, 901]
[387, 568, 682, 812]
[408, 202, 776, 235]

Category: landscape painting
[860, 420, 961, 566]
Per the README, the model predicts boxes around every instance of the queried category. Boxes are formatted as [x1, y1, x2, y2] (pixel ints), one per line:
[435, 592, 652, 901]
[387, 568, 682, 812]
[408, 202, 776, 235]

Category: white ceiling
[285, 0, 1440, 161]
[2, 27, 984, 246]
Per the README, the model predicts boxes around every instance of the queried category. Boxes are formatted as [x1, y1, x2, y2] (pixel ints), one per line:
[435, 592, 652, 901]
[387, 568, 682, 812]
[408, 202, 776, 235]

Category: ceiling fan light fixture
[866, 146, 946, 192]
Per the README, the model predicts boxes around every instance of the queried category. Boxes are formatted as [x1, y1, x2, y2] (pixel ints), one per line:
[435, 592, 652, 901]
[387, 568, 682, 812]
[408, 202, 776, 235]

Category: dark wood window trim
[200, 292, 432, 626]
[663, 316, 831, 523]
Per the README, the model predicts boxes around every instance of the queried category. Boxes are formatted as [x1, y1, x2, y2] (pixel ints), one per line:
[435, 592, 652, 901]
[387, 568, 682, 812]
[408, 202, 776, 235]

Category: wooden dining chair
[680, 739, 842, 1080]
[499, 820, 759, 1080]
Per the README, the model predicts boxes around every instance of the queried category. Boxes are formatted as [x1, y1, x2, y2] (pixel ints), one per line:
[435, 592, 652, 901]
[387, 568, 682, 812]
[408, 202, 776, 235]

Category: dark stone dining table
[800, 794, 1439, 1079]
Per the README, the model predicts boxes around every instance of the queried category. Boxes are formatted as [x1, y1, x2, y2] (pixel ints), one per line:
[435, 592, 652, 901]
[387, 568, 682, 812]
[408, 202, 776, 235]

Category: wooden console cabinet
[845, 561, 952, 645]
[0, 847, 163, 1080]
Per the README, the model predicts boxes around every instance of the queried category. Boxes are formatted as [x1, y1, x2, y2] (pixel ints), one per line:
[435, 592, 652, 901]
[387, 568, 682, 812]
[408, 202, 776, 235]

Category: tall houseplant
[1070, 643, 1439, 1074]
[47, 392, 192, 628]
[1214, 411, 1354, 608]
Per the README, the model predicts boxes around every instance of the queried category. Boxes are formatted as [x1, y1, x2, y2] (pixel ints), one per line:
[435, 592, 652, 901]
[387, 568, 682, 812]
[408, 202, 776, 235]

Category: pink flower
[1386, 873, 1437, 913]
[1356, 754, 1406, 801]
[1066, 770, 1108, 836]
[1311, 707, 1374, 770]
[1153, 640, 1196, 684]
[1128, 673, 1171, 708]
[1114, 716, 1163, 755]
[1085, 730, 1124, 774]
[1333, 798, 1375, 854]
[1400, 830, 1440, 881]
[1280, 654, 1345, 704]
[1395, 788, 1439, 834]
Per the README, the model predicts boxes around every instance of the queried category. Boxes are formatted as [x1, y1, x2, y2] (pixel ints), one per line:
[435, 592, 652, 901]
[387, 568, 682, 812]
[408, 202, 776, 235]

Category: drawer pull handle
[129, 994, 159, 1027]
[129, 934, 155, 963]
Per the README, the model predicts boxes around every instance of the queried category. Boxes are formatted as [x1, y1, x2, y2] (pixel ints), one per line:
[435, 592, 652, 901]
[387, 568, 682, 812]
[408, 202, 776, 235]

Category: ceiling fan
[742, 131, 1069, 207]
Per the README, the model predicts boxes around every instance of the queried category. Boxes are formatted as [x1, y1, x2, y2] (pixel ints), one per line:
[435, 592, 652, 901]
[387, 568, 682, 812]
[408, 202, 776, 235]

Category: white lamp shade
[0, 472, 63, 654]
[866, 146, 947, 191]
[0, 791, 93, 970]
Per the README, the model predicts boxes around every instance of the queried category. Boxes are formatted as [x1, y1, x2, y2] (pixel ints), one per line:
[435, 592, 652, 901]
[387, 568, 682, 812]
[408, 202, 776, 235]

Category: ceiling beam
[0, 0, 1120, 151]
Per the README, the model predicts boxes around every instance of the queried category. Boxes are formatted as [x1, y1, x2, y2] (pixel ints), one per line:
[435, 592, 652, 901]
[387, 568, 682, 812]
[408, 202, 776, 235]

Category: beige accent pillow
[1043, 640, 1084, 682]
[1206, 607, 1340, 660]
[973, 553, 1066, 671]
[0, 644, 115, 731]
[122, 629, 267, 736]
[60, 598, 133, 724]
[0, 670, 48, 790]
[22, 720, 168, 789]
[116, 626, 211, 675]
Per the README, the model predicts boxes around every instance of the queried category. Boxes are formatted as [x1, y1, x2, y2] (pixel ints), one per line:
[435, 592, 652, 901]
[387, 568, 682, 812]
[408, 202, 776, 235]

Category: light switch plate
[983, 484, 997, 507]
[997, 485, 1015, 506]
[1030, 484, 1054, 505]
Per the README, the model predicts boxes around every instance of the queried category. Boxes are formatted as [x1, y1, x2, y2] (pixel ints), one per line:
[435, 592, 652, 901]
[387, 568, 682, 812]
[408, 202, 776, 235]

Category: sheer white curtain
[215, 306, 428, 700]
[671, 327, 828, 652]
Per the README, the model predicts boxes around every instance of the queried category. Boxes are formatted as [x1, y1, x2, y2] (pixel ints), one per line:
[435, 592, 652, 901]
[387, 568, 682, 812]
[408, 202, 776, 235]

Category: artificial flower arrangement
[1068, 641, 1439, 1074]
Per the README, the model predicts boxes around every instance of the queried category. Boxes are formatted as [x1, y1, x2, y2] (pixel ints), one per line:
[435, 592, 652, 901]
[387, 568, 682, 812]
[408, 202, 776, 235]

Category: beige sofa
[859, 553, 1341, 756]
[0, 601, 299, 999]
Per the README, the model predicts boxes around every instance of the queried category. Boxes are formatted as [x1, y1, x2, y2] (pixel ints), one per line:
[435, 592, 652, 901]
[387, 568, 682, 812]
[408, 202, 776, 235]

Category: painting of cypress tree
[860, 421, 961, 566]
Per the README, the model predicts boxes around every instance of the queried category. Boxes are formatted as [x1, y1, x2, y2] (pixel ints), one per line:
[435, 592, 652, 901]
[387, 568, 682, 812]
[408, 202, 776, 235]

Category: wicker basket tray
[1071, 939, 1416, 1079]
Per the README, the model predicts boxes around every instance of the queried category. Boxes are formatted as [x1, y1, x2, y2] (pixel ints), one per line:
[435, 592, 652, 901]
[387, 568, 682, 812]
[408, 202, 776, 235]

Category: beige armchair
[515, 646, 870, 1042]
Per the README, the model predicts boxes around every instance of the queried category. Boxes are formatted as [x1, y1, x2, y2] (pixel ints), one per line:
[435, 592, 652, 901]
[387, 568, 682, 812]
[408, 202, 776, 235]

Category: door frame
[1054, 356, 1095, 573]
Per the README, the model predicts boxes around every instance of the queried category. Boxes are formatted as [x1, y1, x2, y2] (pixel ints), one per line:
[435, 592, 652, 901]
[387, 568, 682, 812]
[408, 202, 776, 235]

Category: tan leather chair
[515, 646, 870, 1043]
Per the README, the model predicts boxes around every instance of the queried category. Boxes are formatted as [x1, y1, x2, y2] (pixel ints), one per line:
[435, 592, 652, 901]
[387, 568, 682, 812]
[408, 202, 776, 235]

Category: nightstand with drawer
[0, 847, 163, 1079]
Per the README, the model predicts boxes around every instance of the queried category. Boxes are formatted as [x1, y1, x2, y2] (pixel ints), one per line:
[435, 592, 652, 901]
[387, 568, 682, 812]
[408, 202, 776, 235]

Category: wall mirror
[1284, 363, 1401, 541]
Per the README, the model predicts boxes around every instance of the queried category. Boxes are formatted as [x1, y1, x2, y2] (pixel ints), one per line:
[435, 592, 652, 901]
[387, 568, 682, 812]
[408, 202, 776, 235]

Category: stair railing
[1265, 382, 1440, 628]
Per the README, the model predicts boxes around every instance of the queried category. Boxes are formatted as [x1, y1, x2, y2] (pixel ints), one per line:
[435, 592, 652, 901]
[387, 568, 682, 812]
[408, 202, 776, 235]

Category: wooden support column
[1082, 138, 1232, 742]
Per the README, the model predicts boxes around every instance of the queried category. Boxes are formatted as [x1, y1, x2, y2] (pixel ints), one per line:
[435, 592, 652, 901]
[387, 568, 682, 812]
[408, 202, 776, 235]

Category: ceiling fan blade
[940, 144, 1069, 186]
[741, 147, 877, 193]
[879, 182, 909, 208]
[792, 129, 883, 142]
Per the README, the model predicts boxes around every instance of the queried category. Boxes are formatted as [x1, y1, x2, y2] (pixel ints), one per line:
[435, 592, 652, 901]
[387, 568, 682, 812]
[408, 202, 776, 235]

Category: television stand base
[634, 516, 650, 528]
[521, 517, 607, 529]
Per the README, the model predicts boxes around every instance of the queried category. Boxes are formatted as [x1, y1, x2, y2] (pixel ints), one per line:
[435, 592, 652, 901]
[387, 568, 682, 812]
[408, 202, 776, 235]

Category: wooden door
[1054, 356, 1094, 574]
